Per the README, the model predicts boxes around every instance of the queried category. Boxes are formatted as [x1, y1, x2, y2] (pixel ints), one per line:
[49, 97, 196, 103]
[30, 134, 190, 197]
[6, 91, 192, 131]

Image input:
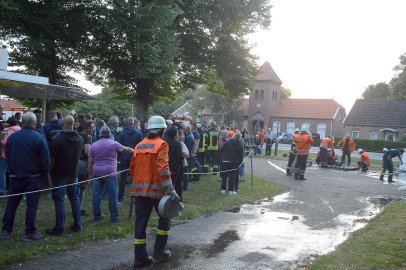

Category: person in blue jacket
[1, 112, 50, 242]
[117, 117, 143, 203]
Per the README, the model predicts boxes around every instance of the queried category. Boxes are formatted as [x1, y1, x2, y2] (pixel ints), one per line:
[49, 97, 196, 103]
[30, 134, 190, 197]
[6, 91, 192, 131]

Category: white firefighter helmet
[358, 148, 364, 153]
[147, 115, 167, 133]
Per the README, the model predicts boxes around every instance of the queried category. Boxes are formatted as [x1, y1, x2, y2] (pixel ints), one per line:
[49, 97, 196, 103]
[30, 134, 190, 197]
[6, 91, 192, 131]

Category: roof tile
[344, 99, 406, 127]
[273, 99, 345, 119]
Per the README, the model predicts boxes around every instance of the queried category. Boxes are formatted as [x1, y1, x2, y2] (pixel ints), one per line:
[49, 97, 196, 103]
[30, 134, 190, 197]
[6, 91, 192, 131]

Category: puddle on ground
[240, 196, 382, 263]
[203, 230, 240, 258]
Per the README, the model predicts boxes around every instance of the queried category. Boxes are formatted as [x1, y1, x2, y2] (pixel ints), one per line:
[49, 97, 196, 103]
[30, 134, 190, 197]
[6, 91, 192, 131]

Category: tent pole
[42, 97, 47, 123]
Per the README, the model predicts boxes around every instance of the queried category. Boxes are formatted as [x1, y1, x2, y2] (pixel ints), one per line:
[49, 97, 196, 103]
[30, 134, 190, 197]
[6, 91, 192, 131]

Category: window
[385, 133, 395, 142]
[273, 121, 280, 134]
[369, 132, 378, 140]
[317, 123, 326, 139]
[255, 90, 259, 100]
[351, 131, 359, 139]
[287, 122, 295, 134]
[260, 90, 264, 100]
[301, 122, 310, 132]
[271, 90, 278, 101]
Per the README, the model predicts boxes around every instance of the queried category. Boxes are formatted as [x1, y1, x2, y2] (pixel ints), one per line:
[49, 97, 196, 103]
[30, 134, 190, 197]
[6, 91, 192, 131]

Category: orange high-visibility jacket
[129, 137, 171, 199]
[360, 152, 370, 165]
[337, 137, 355, 153]
[320, 137, 334, 149]
[293, 134, 314, 156]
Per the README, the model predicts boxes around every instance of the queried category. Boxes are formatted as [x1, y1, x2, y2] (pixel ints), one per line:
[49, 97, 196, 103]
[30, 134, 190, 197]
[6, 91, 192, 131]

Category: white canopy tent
[0, 49, 93, 121]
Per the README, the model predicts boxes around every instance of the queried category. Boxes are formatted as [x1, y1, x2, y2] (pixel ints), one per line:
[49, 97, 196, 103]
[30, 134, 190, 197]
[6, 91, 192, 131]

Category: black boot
[379, 175, 384, 181]
[133, 246, 152, 269]
[294, 173, 299, 180]
[299, 175, 306, 180]
[154, 234, 171, 263]
[133, 256, 153, 269]
[388, 175, 394, 183]
[154, 249, 171, 263]
[286, 168, 291, 176]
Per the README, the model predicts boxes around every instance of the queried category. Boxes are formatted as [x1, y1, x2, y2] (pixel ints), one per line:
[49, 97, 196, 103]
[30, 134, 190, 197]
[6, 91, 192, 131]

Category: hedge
[334, 137, 406, 152]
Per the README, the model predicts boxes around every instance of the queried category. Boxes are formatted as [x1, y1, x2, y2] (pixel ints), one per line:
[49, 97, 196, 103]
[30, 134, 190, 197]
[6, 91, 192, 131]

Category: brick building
[344, 100, 406, 142]
[247, 62, 346, 138]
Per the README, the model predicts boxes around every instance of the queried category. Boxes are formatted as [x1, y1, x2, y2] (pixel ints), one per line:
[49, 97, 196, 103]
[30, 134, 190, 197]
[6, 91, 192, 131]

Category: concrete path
[3, 158, 405, 270]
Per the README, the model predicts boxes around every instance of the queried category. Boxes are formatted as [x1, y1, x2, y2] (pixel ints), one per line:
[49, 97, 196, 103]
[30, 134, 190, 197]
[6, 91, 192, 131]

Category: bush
[334, 137, 406, 152]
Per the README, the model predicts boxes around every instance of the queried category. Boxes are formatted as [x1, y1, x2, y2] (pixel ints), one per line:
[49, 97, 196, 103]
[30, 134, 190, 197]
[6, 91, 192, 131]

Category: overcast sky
[249, 0, 406, 112]
[77, 0, 406, 113]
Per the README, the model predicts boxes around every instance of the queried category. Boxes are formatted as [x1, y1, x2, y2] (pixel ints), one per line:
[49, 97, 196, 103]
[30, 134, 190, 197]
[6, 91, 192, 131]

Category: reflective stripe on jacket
[129, 137, 170, 199]
[293, 134, 314, 156]
[320, 137, 334, 149]
[197, 131, 208, 152]
[207, 128, 220, 151]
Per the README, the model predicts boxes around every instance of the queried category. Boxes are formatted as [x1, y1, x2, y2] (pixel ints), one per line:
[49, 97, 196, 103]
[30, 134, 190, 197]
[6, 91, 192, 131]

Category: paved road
[4, 158, 405, 270]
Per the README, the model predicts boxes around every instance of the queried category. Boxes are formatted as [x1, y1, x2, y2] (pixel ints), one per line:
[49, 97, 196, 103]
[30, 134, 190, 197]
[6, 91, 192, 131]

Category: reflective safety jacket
[320, 137, 334, 149]
[207, 128, 220, 151]
[290, 133, 299, 154]
[197, 130, 208, 153]
[293, 134, 314, 156]
[337, 137, 355, 153]
[129, 137, 171, 199]
[360, 152, 370, 166]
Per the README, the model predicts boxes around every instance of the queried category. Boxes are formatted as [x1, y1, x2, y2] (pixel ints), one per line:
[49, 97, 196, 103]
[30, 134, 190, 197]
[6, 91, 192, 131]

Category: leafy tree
[178, 85, 244, 126]
[72, 86, 133, 121]
[0, 0, 94, 109]
[362, 53, 406, 101]
[281, 86, 292, 99]
[391, 53, 406, 100]
[361, 82, 392, 101]
[84, 0, 272, 122]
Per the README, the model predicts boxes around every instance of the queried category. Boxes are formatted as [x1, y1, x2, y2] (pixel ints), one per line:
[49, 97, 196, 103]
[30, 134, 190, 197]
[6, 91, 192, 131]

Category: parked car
[276, 133, 292, 144]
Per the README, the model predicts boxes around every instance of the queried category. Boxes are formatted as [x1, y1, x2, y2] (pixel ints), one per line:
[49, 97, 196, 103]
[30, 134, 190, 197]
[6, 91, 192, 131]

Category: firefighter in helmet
[130, 115, 181, 268]
[293, 129, 314, 180]
[286, 128, 300, 175]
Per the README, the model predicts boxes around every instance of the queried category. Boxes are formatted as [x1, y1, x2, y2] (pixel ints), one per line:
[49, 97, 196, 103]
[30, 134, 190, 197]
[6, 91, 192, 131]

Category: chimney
[0, 49, 9, 71]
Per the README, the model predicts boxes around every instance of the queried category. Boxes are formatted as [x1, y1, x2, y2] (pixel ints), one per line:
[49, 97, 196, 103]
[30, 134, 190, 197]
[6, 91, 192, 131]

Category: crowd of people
[0, 110, 253, 244]
[0, 109, 404, 268]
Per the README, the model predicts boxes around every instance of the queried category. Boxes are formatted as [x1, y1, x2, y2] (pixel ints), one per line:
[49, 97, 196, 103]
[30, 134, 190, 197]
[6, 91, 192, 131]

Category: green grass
[309, 200, 406, 270]
[0, 175, 284, 266]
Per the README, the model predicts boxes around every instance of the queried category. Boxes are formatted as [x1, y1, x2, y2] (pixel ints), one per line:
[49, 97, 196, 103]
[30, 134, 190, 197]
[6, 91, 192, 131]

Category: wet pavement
[4, 158, 406, 270]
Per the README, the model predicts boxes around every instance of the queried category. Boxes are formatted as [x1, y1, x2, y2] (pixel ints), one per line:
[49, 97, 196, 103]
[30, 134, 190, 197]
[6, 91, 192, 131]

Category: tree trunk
[40, 45, 58, 113]
[135, 79, 152, 124]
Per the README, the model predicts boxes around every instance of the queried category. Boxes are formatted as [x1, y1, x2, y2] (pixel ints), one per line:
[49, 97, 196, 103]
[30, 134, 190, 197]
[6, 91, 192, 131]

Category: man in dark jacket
[1, 112, 50, 242]
[45, 116, 83, 236]
[219, 131, 244, 195]
[117, 117, 143, 203]
[164, 126, 184, 201]
[183, 125, 195, 191]
[43, 110, 63, 143]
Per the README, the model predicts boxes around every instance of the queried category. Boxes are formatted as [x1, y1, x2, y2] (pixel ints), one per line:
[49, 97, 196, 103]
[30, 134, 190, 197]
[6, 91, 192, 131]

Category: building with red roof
[248, 62, 346, 138]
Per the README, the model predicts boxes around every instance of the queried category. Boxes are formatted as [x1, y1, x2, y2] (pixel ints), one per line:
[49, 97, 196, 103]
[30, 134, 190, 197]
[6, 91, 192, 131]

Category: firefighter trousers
[294, 155, 308, 179]
[133, 197, 171, 260]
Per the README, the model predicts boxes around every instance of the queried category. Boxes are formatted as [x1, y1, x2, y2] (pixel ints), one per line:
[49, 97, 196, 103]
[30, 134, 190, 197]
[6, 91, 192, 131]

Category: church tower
[248, 62, 282, 133]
